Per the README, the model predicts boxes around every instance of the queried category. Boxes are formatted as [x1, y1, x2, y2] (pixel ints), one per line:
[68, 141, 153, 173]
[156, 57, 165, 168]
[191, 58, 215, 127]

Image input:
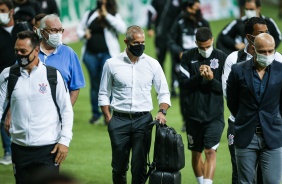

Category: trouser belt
[113, 111, 149, 120]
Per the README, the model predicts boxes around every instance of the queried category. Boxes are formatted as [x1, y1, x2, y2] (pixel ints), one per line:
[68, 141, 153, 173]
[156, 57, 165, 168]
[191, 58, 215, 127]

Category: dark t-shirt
[86, 18, 108, 54]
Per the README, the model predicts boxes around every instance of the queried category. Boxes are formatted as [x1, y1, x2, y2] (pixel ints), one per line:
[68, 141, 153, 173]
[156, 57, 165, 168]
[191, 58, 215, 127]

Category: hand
[84, 29, 91, 40]
[155, 112, 166, 125]
[51, 143, 69, 165]
[100, 3, 108, 17]
[147, 29, 154, 37]
[179, 52, 183, 59]
[235, 42, 245, 50]
[4, 110, 11, 136]
[199, 65, 214, 80]
[105, 116, 111, 124]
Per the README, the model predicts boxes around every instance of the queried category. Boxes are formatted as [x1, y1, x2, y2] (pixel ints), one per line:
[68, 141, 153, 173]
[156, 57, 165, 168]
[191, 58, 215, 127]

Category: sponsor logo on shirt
[191, 60, 198, 64]
[210, 58, 219, 69]
[39, 83, 48, 94]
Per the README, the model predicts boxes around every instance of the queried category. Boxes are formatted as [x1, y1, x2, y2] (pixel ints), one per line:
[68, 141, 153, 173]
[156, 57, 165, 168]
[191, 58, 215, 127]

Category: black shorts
[186, 116, 225, 152]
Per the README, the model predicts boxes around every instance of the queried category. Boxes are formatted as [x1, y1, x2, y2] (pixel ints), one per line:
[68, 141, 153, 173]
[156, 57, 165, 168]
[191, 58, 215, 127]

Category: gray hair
[39, 14, 61, 29]
[126, 25, 144, 41]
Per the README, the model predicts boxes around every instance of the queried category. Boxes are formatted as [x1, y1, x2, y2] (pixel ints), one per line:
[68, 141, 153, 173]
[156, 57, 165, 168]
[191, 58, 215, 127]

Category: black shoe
[89, 116, 100, 124]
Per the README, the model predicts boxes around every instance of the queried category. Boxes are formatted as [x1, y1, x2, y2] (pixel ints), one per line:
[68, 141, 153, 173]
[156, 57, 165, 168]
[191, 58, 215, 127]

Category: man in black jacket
[180, 27, 226, 184]
[168, 0, 210, 132]
[147, 0, 181, 96]
[0, 0, 29, 165]
[226, 33, 282, 184]
[216, 0, 281, 55]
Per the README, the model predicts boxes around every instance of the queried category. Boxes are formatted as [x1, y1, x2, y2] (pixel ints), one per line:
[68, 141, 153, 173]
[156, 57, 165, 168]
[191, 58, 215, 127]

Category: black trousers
[155, 36, 178, 93]
[108, 112, 153, 184]
[227, 119, 263, 184]
[227, 119, 238, 184]
[11, 143, 59, 184]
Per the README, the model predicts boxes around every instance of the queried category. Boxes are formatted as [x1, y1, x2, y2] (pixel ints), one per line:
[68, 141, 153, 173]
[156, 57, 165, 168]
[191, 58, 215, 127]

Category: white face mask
[0, 12, 10, 25]
[255, 50, 274, 67]
[45, 32, 62, 48]
[245, 10, 257, 19]
[198, 45, 213, 58]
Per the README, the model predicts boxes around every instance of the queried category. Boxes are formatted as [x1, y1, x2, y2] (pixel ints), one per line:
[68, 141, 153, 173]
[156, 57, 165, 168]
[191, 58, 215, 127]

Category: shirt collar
[122, 50, 145, 64]
[40, 44, 62, 56]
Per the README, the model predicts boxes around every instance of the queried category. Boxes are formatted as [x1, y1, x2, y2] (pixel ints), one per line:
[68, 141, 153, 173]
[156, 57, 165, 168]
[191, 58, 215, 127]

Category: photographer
[77, 0, 126, 125]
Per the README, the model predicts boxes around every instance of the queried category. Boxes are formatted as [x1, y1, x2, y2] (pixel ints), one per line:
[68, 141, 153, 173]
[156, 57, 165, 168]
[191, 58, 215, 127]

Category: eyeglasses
[43, 28, 64, 34]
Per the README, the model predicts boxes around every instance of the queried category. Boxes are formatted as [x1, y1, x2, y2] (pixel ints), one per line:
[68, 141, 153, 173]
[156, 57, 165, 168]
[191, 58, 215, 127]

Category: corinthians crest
[210, 58, 219, 69]
[20, 57, 28, 65]
[39, 83, 48, 94]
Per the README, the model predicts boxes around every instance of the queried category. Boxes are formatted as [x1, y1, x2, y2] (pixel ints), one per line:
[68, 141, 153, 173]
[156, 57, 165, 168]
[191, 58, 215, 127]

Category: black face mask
[128, 44, 145, 57]
[97, 1, 103, 9]
[16, 49, 35, 67]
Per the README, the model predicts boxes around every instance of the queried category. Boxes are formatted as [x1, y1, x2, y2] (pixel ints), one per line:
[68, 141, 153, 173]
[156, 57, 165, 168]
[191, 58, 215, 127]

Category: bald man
[226, 33, 282, 184]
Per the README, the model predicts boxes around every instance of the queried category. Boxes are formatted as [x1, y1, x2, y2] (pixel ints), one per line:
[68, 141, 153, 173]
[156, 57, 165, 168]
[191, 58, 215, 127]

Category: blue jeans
[1, 120, 11, 155]
[83, 50, 111, 118]
[235, 133, 282, 184]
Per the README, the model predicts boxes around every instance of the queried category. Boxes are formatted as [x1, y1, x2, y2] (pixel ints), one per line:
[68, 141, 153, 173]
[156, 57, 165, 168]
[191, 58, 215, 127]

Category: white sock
[196, 176, 204, 184]
[203, 178, 213, 184]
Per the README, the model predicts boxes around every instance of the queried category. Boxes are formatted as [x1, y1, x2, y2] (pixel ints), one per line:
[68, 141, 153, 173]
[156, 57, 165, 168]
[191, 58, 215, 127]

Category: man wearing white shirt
[98, 25, 171, 184]
[222, 17, 282, 184]
[0, 31, 73, 184]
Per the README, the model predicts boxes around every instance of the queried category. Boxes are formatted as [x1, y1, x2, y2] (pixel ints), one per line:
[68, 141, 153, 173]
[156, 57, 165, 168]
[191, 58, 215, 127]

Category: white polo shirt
[0, 61, 73, 147]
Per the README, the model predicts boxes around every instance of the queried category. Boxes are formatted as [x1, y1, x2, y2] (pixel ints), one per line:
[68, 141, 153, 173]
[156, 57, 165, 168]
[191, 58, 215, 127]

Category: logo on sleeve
[228, 134, 234, 145]
[39, 83, 48, 94]
[210, 58, 219, 69]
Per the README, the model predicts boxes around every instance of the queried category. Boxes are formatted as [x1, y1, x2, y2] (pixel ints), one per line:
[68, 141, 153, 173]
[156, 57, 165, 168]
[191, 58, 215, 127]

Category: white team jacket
[0, 62, 73, 147]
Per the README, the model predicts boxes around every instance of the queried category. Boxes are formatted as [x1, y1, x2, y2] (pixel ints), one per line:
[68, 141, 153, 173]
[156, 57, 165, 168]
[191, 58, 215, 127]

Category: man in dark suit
[226, 33, 282, 184]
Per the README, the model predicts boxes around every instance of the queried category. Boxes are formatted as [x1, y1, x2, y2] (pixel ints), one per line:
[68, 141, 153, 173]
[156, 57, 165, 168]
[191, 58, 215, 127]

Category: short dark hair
[0, 0, 13, 10]
[182, 0, 199, 9]
[17, 31, 40, 48]
[245, 0, 261, 8]
[34, 13, 47, 23]
[244, 17, 266, 35]
[196, 27, 212, 42]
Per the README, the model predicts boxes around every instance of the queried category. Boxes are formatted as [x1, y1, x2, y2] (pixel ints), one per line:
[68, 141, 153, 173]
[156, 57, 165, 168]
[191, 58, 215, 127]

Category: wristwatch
[158, 109, 167, 116]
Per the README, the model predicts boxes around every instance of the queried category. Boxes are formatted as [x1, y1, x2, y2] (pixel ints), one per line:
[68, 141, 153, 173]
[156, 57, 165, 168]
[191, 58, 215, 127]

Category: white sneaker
[0, 154, 12, 165]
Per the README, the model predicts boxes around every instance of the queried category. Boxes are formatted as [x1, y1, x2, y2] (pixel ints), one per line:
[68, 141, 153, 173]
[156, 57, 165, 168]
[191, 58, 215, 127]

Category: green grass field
[1, 2, 282, 184]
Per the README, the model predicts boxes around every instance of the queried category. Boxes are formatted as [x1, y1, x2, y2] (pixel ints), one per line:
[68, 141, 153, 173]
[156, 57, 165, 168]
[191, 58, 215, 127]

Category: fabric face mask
[45, 32, 62, 48]
[128, 44, 145, 57]
[198, 45, 213, 58]
[0, 12, 10, 25]
[245, 10, 257, 19]
[16, 49, 35, 67]
[255, 50, 274, 67]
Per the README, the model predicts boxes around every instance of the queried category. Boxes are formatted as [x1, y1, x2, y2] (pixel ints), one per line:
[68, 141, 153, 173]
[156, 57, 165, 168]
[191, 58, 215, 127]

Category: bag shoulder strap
[7, 65, 21, 100]
[1, 65, 21, 121]
[46, 65, 62, 122]
[237, 49, 247, 63]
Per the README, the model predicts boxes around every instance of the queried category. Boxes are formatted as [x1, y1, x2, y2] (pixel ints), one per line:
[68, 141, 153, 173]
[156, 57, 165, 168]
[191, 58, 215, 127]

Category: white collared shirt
[0, 62, 73, 147]
[98, 51, 171, 112]
[222, 45, 282, 121]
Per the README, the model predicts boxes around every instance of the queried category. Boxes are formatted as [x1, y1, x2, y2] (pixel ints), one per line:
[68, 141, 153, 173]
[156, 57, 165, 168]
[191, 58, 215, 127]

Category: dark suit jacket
[226, 59, 282, 149]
